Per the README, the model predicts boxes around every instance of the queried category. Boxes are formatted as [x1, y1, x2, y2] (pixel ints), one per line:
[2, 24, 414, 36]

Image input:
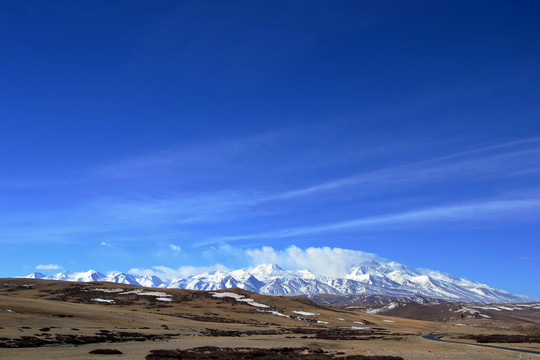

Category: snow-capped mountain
[48, 270, 106, 282]
[21, 261, 528, 304]
[172, 271, 240, 291]
[137, 275, 167, 288]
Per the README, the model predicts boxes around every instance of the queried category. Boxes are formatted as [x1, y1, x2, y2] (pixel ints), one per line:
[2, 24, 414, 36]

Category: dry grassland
[0, 279, 538, 359]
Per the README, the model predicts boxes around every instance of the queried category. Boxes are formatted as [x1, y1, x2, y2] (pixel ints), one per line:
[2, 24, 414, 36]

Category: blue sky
[1, 1, 539, 298]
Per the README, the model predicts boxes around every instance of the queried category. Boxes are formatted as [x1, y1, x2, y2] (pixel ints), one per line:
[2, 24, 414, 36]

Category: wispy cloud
[271, 137, 540, 201]
[36, 264, 61, 270]
[1, 136, 538, 246]
[169, 244, 181, 252]
[205, 198, 540, 244]
[89, 136, 540, 231]
[91, 131, 293, 181]
[520, 256, 540, 261]
[0, 192, 259, 244]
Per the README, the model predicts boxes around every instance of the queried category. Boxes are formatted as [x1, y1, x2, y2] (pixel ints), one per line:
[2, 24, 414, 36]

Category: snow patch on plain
[211, 292, 270, 308]
[259, 310, 290, 318]
[119, 289, 171, 297]
[364, 302, 399, 314]
[212, 292, 243, 299]
[293, 310, 319, 316]
[156, 297, 172, 302]
[90, 288, 124, 293]
[455, 307, 479, 315]
[473, 306, 501, 311]
[92, 298, 115, 304]
[498, 306, 522, 311]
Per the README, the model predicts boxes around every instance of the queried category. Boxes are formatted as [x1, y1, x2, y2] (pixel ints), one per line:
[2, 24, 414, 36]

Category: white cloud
[36, 264, 61, 270]
[245, 245, 383, 278]
[128, 246, 387, 280]
[169, 244, 181, 252]
[100, 241, 113, 247]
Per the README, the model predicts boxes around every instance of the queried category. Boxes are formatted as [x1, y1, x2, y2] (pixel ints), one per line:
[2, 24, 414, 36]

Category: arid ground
[0, 279, 539, 359]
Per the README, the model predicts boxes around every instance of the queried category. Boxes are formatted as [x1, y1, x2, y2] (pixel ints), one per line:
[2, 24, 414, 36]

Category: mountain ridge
[20, 261, 528, 304]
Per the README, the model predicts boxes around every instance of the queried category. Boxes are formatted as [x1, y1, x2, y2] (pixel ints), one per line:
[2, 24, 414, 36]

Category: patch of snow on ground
[479, 314, 491, 318]
[349, 326, 371, 330]
[473, 306, 502, 311]
[519, 304, 540, 308]
[383, 319, 396, 323]
[259, 310, 290, 318]
[334, 318, 345, 321]
[4, 308, 14, 312]
[91, 288, 124, 293]
[456, 307, 479, 315]
[317, 320, 329, 324]
[365, 308, 382, 314]
[211, 292, 244, 299]
[364, 302, 399, 314]
[92, 298, 115, 304]
[498, 306, 522, 311]
[120, 289, 171, 297]
[211, 292, 269, 308]
[156, 297, 172, 302]
[241, 300, 269, 308]
[354, 321, 364, 325]
[293, 310, 320, 316]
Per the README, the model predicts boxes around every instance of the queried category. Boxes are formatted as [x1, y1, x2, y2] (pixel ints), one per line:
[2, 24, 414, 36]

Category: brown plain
[0, 278, 539, 359]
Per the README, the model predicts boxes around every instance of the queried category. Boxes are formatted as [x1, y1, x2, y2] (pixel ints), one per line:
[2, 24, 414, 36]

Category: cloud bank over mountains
[126, 246, 387, 280]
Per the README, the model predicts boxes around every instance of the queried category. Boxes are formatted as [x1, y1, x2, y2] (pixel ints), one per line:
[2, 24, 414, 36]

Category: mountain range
[22, 260, 528, 304]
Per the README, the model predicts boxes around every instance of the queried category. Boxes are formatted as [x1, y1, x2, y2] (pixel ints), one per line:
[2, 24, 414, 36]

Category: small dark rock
[89, 348, 123, 355]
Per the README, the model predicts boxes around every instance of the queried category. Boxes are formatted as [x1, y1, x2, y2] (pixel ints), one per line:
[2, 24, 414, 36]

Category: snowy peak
[291, 269, 321, 281]
[18, 261, 528, 304]
[249, 264, 285, 280]
[229, 270, 265, 292]
[347, 265, 386, 279]
[137, 275, 166, 288]
[48, 270, 106, 282]
[181, 271, 240, 291]
[24, 272, 46, 279]
[107, 272, 141, 286]
[70, 270, 106, 282]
